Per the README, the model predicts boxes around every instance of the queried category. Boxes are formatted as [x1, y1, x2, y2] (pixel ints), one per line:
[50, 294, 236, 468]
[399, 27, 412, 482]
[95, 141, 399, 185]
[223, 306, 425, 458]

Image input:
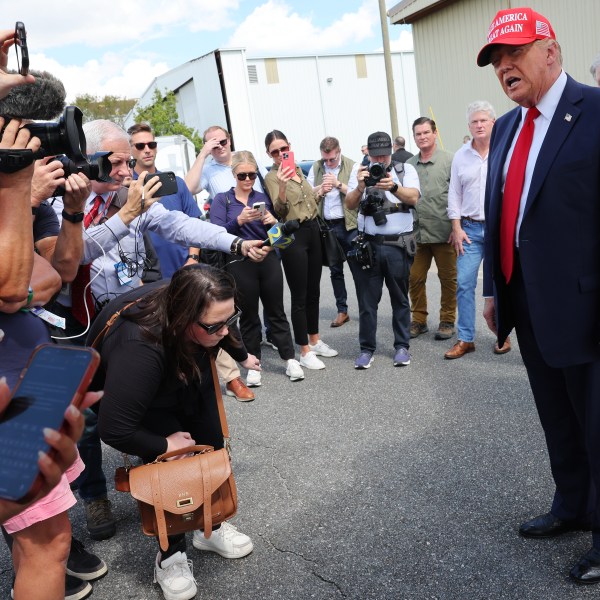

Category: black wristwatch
[186, 254, 200, 262]
[62, 209, 85, 223]
[390, 183, 399, 194]
[230, 237, 244, 256]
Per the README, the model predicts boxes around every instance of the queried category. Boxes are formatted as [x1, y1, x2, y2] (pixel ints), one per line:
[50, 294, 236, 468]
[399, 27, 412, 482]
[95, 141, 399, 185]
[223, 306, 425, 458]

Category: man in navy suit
[478, 7, 600, 584]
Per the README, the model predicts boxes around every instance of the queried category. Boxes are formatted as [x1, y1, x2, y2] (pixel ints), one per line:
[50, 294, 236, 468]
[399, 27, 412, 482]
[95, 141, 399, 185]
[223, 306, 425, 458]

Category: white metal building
[126, 48, 420, 164]
[388, 0, 600, 152]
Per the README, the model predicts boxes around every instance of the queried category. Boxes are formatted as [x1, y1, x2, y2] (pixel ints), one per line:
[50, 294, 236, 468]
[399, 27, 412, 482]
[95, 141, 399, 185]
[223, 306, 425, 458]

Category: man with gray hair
[444, 101, 511, 359]
[590, 53, 600, 86]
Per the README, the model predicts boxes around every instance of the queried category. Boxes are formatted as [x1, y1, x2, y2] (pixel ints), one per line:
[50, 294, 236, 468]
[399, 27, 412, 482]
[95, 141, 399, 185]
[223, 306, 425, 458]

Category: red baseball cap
[477, 7, 556, 67]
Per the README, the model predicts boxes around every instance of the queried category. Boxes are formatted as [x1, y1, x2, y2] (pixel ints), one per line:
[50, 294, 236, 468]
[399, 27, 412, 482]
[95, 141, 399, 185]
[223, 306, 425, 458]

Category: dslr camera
[347, 234, 374, 269]
[364, 162, 391, 187]
[359, 191, 388, 226]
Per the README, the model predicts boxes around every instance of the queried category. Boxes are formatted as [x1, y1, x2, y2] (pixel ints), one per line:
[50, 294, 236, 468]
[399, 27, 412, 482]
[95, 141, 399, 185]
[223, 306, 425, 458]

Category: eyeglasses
[196, 308, 242, 335]
[322, 151, 340, 164]
[236, 172, 258, 181]
[269, 145, 290, 158]
[133, 142, 158, 150]
[216, 139, 229, 147]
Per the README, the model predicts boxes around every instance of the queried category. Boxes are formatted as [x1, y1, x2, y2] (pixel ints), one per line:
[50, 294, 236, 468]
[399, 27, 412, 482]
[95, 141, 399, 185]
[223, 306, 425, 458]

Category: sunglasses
[196, 308, 242, 335]
[133, 141, 158, 150]
[323, 151, 340, 164]
[236, 172, 258, 181]
[211, 139, 229, 148]
[269, 145, 290, 158]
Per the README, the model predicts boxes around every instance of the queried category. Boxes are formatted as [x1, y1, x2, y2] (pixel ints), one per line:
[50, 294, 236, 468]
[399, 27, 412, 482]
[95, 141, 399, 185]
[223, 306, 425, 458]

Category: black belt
[324, 217, 344, 224]
[461, 216, 484, 223]
[363, 232, 413, 245]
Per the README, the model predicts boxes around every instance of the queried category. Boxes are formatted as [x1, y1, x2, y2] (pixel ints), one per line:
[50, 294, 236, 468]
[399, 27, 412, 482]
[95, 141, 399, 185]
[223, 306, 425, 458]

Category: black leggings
[279, 219, 323, 346]
[227, 251, 294, 360]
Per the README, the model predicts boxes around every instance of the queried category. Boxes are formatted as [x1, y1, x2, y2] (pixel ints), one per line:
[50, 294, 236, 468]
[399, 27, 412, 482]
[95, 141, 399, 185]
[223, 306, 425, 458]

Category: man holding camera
[345, 132, 420, 369]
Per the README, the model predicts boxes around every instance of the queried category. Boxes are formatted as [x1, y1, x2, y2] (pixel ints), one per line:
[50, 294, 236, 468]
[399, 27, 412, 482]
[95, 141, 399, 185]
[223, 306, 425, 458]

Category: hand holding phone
[280, 151, 295, 175]
[144, 171, 178, 198]
[0, 344, 100, 503]
[252, 201, 266, 217]
[14, 22, 29, 77]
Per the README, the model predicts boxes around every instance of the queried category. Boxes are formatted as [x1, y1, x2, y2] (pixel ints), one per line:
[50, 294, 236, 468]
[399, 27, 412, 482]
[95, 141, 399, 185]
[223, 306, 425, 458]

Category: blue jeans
[456, 220, 485, 343]
[350, 242, 413, 353]
[325, 219, 357, 313]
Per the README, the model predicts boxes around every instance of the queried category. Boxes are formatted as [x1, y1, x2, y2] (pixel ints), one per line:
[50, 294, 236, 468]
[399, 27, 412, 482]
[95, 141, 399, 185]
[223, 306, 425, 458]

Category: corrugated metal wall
[406, 0, 600, 152]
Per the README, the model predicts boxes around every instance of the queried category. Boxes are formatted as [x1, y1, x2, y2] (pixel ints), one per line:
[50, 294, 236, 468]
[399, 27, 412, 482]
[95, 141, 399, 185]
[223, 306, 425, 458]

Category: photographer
[345, 132, 420, 369]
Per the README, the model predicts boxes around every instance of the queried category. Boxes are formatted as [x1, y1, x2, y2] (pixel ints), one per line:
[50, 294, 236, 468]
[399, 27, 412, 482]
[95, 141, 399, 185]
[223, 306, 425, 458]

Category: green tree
[133, 89, 203, 154]
[74, 94, 137, 129]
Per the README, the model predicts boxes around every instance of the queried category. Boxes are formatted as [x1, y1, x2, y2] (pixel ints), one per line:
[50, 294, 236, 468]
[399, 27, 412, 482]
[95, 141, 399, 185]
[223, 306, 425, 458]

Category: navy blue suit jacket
[483, 75, 600, 368]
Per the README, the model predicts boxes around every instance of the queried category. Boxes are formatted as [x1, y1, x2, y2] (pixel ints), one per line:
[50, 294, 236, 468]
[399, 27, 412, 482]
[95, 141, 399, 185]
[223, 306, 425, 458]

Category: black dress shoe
[570, 547, 600, 584]
[519, 512, 590, 538]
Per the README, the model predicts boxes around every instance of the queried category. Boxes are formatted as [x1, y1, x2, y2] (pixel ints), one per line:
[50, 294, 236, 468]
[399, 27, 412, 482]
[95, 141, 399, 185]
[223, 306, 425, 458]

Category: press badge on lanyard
[115, 262, 132, 285]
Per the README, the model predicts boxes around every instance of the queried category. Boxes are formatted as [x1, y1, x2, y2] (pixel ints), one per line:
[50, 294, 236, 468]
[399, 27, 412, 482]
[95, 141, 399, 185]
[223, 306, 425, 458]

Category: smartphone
[252, 201, 266, 216]
[281, 151, 295, 174]
[0, 344, 100, 503]
[144, 171, 178, 197]
[14, 22, 29, 77]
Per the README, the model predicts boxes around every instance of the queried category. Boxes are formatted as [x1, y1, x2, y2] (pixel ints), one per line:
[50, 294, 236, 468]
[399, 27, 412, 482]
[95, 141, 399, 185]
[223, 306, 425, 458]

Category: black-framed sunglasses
[133, 141, 158, 150]
[236, 172, 258, 181]
[216, 139, 229, 147]
[269, 145, 290, 158]
[196, 308, 242, 335]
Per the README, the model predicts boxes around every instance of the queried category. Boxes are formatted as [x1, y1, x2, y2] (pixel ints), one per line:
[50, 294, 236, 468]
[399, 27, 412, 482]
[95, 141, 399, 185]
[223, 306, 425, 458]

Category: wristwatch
[230, 237, 244, 256]
[390, 183, 399, 194]
[61, 209, 85, 223]
[336, 182, 343, 190]
[186, 254, 200, 262]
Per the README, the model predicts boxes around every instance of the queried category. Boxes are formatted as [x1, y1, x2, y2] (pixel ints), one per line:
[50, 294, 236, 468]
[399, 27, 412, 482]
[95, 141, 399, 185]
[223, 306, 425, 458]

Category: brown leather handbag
[112, 354, 238, 550]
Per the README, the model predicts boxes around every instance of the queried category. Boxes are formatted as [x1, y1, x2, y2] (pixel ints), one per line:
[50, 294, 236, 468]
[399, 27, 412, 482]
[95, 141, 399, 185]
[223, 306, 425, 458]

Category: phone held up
[252, 201, 266, 216]
[144, 171, 178, 197]
[281, 151, 295, 174]
[14, 22, 29, 77]
[0, 344, 100, 503]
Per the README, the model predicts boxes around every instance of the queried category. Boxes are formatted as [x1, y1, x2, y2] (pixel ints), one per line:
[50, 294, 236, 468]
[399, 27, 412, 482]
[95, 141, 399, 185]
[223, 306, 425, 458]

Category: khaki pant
[216, 349, 240, 383]
[409, 242, 457, 325]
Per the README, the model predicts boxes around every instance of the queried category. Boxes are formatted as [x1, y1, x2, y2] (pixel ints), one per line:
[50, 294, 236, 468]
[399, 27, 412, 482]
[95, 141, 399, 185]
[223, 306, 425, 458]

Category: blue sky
[3, 1, 412, 101]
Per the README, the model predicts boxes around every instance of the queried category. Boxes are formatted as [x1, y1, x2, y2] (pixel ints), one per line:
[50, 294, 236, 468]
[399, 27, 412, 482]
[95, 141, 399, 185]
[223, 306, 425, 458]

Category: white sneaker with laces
[192, 522, 253, 559]
[285, 359, 305, 381]
[153, 551, 197, 600]
[308, 340, 339, 357]
[299, 351, 325, 370]
[246, 369, 262, 387]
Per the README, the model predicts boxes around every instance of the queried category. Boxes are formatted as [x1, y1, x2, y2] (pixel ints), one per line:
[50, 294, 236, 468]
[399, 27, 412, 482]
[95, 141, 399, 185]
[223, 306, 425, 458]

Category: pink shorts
[3, 453, 85, 534]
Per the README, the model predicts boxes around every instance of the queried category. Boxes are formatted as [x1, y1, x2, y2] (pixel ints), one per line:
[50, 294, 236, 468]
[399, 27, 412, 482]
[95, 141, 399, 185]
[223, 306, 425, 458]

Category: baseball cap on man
[477, 7, 556, 67]
[367, 132, 392, 156]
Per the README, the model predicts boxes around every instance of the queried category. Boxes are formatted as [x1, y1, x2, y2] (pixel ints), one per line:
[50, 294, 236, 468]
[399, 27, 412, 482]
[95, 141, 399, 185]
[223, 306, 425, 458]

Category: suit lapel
[523, 76, 583, 218]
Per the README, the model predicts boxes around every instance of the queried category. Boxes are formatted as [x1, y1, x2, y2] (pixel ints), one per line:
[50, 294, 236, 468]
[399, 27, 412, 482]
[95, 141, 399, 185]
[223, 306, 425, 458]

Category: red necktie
[500, 106, 540, 283]
[71, 196, 104, 325]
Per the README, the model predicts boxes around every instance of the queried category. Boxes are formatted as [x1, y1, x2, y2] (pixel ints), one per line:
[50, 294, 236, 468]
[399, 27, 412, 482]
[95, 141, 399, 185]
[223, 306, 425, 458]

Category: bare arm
[184, 138, 221, 195]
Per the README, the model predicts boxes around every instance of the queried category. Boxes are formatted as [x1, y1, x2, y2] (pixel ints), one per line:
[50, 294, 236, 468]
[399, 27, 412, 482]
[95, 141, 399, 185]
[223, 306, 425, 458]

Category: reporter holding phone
[211, 151, 303, 384]
[264, 130, 338, 370]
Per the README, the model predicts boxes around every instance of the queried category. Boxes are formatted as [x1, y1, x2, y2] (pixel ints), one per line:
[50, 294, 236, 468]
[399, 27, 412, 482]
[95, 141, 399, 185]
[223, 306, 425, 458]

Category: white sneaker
[285, 359, 305, 381]
[299, 351, 325, 370]
[192, 522, 253, 559]
[153, 552, 197, 600]
[308, 340, 339, 357]
[246, 369, 262, 387]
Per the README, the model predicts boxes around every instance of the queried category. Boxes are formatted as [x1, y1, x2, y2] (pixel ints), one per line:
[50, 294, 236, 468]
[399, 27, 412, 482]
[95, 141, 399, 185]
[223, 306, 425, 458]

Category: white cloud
[389, 29, 414, 52]
[28, 53, 170, 102]
[228, 0, 379, 54]
[4, 0, 239, 50]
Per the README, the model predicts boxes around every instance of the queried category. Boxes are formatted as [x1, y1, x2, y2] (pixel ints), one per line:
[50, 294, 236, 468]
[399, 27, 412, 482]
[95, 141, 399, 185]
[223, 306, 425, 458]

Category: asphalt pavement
[1, 266, 597, 600]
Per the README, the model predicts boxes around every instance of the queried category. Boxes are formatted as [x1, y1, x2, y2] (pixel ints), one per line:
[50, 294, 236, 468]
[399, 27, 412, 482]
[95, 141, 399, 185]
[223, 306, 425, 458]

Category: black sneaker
[11, 576, 92, 600]
[67, 537, 108, 581]
[65, 575, 93, 600]
[84, 497, 116, 540]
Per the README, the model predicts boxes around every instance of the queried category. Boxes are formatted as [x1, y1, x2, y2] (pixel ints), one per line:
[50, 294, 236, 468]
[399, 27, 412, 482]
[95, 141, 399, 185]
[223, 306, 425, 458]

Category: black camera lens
[23, 106, 87, 162]
[57, 151, 114, 182]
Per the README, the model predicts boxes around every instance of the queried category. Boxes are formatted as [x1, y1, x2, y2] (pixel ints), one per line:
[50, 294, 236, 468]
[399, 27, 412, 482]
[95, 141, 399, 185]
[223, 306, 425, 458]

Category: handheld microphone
[263, 220, 299, 249]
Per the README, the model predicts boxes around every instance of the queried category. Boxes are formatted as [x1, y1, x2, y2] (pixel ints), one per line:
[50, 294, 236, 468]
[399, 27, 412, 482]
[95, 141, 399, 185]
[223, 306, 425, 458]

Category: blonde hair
[231, 150, 258, 173]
